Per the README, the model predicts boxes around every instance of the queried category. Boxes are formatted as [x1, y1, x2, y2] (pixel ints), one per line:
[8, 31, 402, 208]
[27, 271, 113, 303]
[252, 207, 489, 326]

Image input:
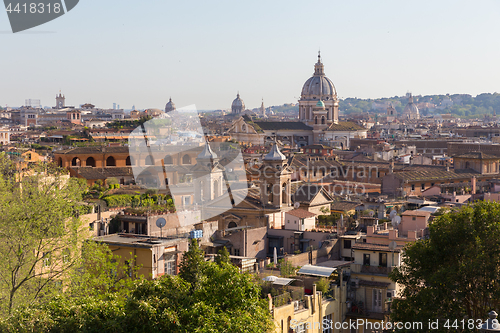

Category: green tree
[0, 161, 88, 315]
[279, 259, 298, 278]
[215, 246, 231, 266]
[390, 201, 500, 332]
[178, 238, 205, 289]
[0, 243, 275, 333]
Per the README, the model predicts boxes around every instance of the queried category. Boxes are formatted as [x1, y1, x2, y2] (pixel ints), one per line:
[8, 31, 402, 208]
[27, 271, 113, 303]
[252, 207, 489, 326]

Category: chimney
[389, 229, 398, 240]
[367, 225, 375, 236]
[472, 176, 477, 194]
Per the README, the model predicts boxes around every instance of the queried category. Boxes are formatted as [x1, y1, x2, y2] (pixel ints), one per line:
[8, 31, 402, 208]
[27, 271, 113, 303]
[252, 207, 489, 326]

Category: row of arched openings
[66, 154, 193, 167]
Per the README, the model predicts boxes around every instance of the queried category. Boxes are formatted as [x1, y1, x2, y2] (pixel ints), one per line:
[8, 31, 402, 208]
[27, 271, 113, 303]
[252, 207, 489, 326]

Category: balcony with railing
[271, 288, 305, 311]
[346, 299, 392, 321]
[351, 264, 394, 276]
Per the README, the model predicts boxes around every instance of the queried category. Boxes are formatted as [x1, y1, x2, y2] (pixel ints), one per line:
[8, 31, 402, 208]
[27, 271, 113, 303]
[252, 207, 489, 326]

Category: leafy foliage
[315, 278, 331, 296]
[0, 161, 89, 315]
[279, 259, 299, 278]
[0, 239, 274, 333]
[390, 201, 500, 332]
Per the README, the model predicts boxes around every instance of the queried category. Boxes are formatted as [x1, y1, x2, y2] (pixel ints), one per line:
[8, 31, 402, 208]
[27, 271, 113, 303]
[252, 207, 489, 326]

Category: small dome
[403, 93, 419, 116]
[264, 143, 286, 161]
[316, 100, 325, 108]
[231, 93, 245, 114]
[165, 98, 176, 113]
[404, 103, 419, 114]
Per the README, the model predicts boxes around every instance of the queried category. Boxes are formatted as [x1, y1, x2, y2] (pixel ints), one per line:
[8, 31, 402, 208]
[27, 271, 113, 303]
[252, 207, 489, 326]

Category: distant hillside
[339, 93, 500, 118]
[267, 103, 298, 115]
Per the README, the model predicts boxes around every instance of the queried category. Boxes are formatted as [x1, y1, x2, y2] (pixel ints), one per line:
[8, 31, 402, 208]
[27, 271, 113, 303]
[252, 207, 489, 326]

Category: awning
[300, 239, 311, 243]
[272, 278, 295, 286]
[297, 264, 336, 277]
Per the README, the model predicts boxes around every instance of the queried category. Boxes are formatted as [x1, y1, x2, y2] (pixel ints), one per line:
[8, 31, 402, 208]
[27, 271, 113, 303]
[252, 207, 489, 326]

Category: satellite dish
[294, 202, 300, 209]
[156, 217, 166, 229]
[388, 241, 397, 251]
[390, 210, 397, 218]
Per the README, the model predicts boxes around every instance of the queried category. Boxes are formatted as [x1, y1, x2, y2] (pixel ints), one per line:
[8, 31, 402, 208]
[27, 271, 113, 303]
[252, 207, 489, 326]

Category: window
[412, 217, 416, 221]
[372, 289, 383, 312]
[62, 249, 70, 263]
[379, 253, 387, 267]
[234, 249, 240, 256]
[182, 154, 191, 164]
[344, 240, 352, 249]
[411, 184, 415, 191]
[363, 253, 370, 266]
[42, 252, 51, 267]
[421, 183, 425, 190]
[164, 253, 177, 275]
[126, 260, 133, 277]
[322, 314, 333, 333]
[296, 323, 306, 333]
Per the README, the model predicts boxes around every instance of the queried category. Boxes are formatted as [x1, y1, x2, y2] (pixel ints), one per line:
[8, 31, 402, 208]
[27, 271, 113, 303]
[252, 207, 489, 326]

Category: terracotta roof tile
[286, 209, 316, 218]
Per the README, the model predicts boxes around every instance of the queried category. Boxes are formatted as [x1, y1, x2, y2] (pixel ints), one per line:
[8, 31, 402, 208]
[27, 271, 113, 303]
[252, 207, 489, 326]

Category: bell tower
[193, 141, 224, 203]
[55, 92, 65, 109]
[260, 143, 292, 207]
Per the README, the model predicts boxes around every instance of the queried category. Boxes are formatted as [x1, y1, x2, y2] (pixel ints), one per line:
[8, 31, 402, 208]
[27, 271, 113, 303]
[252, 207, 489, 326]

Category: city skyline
[2, 0, 500, 110]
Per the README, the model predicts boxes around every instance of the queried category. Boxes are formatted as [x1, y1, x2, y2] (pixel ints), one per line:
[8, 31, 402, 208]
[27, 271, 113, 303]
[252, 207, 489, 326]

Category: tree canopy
[0, 159, 89, 315]
[390, 201, 500, 332]
[0, 239, 275, 333]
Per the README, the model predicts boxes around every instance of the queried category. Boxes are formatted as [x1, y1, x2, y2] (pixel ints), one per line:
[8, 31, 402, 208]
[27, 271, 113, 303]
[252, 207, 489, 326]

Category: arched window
[58, 157, 63, 167]
[213, 179, 219, 198]
[182, 154, 191, 165]
[321, 116, 325, 124]
[106, 156, 116, 167]
[267, 184, 273, 204]
[315, 116, 318, 124]
[126, 156, 132, 166]
[282, 182, 287, 204]
[228, 221, 237, 229]
[164, 155, 173, 165]
[145, 155, 154, 166]
[71, 157, 80, 166]
[86, 157, 96, 167]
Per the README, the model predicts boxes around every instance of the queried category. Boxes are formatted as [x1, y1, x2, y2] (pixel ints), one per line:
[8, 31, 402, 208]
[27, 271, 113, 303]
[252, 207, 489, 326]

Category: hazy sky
[1, 0, 500, 110]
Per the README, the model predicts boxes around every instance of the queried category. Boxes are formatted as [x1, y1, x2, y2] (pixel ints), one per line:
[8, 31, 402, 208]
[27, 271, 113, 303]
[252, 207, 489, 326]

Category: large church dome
[301, 53, 337, 99]
[165, 98, 176, 113]
[403, 93, 419, 119]
[231, 93, 245, 114]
